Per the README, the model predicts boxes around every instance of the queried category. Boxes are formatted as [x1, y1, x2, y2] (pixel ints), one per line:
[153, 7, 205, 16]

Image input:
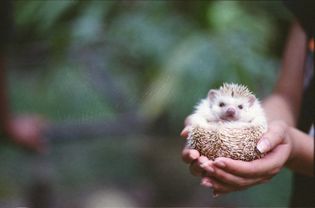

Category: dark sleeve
[0, 0, 13, 52]
[287, 0, 315, 204]
[283, 0, 315, 36]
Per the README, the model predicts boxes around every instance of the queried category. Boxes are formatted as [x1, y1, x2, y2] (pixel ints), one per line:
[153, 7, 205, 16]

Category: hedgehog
[186, 83, 267, 161]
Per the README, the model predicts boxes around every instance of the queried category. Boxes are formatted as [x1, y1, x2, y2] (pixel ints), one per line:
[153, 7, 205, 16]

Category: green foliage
[15, 1, 76, 37]
[3, 1, 293, 206]
[12, 1, 286, 124]
[9, 64, 115, 121]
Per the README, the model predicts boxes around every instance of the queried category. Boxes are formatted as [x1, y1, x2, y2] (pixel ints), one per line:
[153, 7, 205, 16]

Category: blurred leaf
[106, 4, 194, 64]
[71, 1, 114, 45]
[15, 1, 76, 33]
[9, 64, 115, 121]
[140, 34, 220, 120]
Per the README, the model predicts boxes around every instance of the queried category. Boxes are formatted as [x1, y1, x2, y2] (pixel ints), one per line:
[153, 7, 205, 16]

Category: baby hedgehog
[186, 83, 267, 161]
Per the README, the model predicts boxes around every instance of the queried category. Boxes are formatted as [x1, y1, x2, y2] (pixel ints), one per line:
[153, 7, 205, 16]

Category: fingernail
[200, 161, 214, 174]
[180, 128, 187, 137]
[205, 166, 214, 173]
[199, 160, 209, 167]
[200, 177, 213, 188]
[257, 138, 270, 153]
[199, 156, 208, 163]
[189, 152, 198, 160]
[200, 162, 214, 173]
[214, 161, 225, 168]
[200, 162, 207, 168]
[201, 179, 212, 188]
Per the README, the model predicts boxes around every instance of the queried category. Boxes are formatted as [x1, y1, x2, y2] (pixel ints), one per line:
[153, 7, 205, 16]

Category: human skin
[181, 21, 314, 196]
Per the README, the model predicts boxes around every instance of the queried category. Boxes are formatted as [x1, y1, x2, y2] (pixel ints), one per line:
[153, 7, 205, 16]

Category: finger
[200, 160, 215, 174]
[205, 176, 239, 195]
[210, 165, 267, 188]
[213, 120, 290, 178]
[213, 146, 288, 178]
[200, 176, 213, 188]
[190, 156, 210, 176]
[201, 171, 271, 195]
[180, 126, 190, 137]
[182, 149, 200, 164]
[257, 121, 287, 153]
[180, 116, 193, 137]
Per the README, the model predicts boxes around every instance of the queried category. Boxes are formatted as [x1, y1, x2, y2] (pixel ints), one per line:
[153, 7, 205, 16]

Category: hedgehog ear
[248, 95, 256, 106]
[208, 90, 218, 101]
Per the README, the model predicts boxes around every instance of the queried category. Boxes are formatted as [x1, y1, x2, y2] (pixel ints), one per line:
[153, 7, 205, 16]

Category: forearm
[262, 21, 307, 127]
[262, 94, 296, 126]
[261, 21, 313, 176]
[286, 127, 314, 176]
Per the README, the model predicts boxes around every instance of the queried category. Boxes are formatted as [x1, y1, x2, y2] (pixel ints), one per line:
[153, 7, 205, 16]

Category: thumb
[256, 137, 272, 154]
[256, 121, 287, 153]
[180, 126, 191, 137]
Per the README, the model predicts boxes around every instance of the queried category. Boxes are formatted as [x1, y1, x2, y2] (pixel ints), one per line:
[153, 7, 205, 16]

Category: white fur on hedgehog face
[209, 95, 255, 122]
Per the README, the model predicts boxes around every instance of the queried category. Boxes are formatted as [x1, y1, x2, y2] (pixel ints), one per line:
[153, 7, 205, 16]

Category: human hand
[181, 114, 217, 176]
[181, 120, 293, 197]
[181, 116, 216, 187]
[4, 115, 48, 153]
[198, 120, 293, 196]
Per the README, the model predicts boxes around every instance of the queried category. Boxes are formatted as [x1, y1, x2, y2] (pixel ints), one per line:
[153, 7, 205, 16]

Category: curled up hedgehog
[186, 83, 268, 161]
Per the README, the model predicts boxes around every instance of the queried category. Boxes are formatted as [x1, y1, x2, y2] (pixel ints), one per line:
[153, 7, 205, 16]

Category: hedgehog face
[211, 96, 252, 122]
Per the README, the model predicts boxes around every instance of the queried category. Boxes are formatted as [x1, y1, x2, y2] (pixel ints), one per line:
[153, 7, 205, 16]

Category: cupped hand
[200, 120, 292, 196]
[181, 120, 293, 197]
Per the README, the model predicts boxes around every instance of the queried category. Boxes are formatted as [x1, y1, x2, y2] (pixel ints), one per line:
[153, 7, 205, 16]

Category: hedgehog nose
[226, 108, 236, 116]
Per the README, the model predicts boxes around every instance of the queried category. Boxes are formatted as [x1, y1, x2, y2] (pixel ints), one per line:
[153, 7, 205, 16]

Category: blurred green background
[0, 0, 294, 207]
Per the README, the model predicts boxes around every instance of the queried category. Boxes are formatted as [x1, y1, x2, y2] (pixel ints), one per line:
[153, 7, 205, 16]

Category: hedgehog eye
[219, 102, 225, 107]
[238, 105, 243, 109]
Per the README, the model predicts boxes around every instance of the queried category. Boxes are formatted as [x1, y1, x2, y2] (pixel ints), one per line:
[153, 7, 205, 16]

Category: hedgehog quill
[186, 83, 268, 161]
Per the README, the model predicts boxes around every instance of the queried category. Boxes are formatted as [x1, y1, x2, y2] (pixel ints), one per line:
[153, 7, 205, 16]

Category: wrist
[284, 127, 295, 166]
[284, 127, 314, 176]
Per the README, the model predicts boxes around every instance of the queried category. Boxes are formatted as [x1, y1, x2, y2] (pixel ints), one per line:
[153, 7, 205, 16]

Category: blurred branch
[43, 112, 148, 142]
